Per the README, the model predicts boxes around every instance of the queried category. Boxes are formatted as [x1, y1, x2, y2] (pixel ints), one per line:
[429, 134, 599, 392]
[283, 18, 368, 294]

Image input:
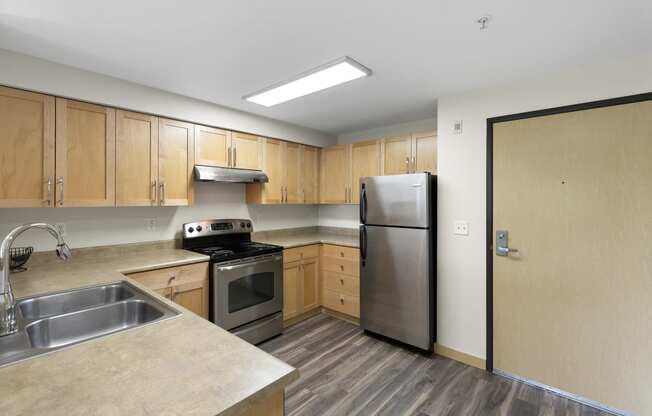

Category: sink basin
[0, 281, 179, 367]
[18, 283, 135, 320]
[26, 300, 164, 349]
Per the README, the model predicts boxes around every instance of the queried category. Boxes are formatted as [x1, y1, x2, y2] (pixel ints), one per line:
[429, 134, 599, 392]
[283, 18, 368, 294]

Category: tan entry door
[492, 99, 652, 415]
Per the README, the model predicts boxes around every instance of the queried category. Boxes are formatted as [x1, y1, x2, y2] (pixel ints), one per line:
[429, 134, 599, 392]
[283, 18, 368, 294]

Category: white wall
[0, 48, 335, 147]
[0, 182, 318, 252]
[436, 56, 652, 360]
[337, 117, 437, 144]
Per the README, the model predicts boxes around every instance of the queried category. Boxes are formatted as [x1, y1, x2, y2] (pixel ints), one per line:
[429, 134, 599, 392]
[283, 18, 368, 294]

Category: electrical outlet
[147, 218, 157, 231]
[55, 223, 66, 236]
[453, 120, 463, 135]
[454, 221, 469, 236]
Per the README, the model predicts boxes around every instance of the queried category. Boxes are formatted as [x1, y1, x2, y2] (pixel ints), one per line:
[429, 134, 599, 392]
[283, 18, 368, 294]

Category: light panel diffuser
[244, 56, 371, 107]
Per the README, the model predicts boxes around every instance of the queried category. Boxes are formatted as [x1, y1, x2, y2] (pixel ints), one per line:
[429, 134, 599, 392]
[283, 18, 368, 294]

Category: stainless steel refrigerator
[359, 172, 436, 351]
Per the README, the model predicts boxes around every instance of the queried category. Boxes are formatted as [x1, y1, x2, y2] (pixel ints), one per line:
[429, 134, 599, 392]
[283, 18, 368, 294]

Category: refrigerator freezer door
[360, 225, 433, 350]
[360, 173, 431, 228]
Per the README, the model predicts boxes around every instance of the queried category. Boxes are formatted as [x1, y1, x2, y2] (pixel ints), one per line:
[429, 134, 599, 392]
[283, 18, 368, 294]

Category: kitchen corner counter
[253, 227, 359, 249]
[1, 247, 298, 416]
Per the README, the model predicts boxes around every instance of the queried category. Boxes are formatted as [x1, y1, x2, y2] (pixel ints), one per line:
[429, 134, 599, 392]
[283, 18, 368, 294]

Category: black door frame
[485, 91, 652, 372]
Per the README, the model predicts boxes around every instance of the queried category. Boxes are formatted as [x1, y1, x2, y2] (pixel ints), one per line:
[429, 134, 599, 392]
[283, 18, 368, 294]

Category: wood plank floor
[259, 314, 612, 416]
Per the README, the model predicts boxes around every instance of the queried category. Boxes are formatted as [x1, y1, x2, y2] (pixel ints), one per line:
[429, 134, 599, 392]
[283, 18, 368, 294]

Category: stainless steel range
[181, 219, 283, 345]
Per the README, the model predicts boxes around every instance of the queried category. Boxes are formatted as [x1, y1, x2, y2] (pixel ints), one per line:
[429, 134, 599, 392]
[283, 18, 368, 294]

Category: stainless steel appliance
[181, 219, 283, 345]
[359, 173, 436, 351]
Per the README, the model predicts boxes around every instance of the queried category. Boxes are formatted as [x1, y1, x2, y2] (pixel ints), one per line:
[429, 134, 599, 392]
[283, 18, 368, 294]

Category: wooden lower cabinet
[127, 262, 209, 319]
[283, 244, 360, 324]
[320, 244, 360, 319]
[282, 245, 320, 322]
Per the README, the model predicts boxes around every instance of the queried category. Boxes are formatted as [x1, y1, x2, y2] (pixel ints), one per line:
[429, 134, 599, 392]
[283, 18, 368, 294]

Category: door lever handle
[496, 230, 518, 257]
[496, 246, 519, 255]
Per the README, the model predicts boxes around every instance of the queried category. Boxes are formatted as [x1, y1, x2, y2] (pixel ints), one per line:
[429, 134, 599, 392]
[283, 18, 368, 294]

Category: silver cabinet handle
[285, 186, 288, 203]
[56, 176, 64, 206]
[303, 189, 306, 203]
[280, 186, 284, 203]
[233, 147, 237, 167]
[405, 157, 410, 173]
[151, 181, 157, 204]
[228, 147, 232, 167]
[45, 176, 52, 207]
[159, 181, 165, 206]
[411, 156, 416, 173]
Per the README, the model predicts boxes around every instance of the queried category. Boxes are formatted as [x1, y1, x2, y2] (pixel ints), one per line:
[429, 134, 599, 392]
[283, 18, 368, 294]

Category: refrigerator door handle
[360, 184, 367, 224]
[360, 225, 367, 264]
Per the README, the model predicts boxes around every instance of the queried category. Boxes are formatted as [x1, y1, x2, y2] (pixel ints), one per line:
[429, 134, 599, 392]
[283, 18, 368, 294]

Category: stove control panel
[183, 219, 252, 239]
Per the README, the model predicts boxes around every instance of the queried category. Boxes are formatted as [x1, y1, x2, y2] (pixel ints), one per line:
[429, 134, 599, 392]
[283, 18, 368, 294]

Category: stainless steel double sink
[0, 281, 179, 367]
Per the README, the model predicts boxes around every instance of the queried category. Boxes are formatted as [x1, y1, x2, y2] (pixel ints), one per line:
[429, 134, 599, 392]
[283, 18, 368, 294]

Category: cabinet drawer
[323, 271, 359, 296]
[321, 256, 359, 277]
[321, 244, 359, 260]
[127, 262, 209, 291]
[283, 244, 319, 263]
[322, 289, 359, 318]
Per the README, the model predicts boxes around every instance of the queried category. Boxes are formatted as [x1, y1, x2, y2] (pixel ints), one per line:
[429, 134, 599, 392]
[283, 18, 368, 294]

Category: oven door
[213, 253, 283, 330]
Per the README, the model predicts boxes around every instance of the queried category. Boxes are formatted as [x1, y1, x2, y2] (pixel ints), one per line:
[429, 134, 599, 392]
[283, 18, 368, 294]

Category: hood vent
[194, 165, 269, 183]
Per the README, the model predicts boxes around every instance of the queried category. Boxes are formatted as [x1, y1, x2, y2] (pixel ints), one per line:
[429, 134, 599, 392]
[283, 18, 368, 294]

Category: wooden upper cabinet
[194, 125, 231, 167]
[285, 142, 301, 203]
[158, 118, 194, 206]
[231, 132, 261, 170]
[350, 140, 380, 204]
[262, 138, 284, 204]
[412, 131, 437, 174]
[301, 145, 319, 204]
[55, 98, 115, 207]
[320, 144, 350, 204]
[116, 110, 158, 206]
[382, 135, 412, 175]
[0, 87, 55, 208]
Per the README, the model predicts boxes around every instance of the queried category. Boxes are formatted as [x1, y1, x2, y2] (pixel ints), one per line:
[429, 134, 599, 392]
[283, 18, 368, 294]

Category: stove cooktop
[190, 241, 282, 262]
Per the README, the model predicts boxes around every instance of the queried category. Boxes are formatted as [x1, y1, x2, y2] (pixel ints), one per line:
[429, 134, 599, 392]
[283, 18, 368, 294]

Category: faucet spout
[0, 223, 72, 337]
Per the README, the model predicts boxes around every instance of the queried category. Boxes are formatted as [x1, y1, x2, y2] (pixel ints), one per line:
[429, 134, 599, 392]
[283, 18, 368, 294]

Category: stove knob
[196, 225, 202, 232]
[247, 222, 251, 228]
[187, 227, 194, 233]
[240, 222, 245, 228]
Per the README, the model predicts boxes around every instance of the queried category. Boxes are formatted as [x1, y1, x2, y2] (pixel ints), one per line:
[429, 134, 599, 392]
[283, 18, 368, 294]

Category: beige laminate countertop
[1, 248, 298, 416]
[254, 232, 359, 249]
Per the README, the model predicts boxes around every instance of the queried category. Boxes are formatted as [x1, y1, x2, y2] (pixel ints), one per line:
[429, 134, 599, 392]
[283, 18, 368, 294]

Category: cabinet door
[158, 118, 194, 206]
[301, 258, 319, 312]
[283, 261, 301, 320]
[0, 87, 55, 208]
[231, 132, 261, 170]
[320, 144, 350, 204]
[412, 131, 437, 174]
[116, 110, 158, 206]
[55, 98, 115, 207]
[263, 138, 284, 203]
[285, 142, 301, 203]
[350, 140, 380, 204]
[173, 279, 209, 319]
[195, 125, 231, 167]
[301, 146, 319, 204]
[382, 135, 412, 175]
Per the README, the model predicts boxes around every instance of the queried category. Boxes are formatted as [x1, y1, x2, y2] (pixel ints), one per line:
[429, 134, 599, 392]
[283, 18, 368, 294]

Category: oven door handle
[215, 255, 282, 272]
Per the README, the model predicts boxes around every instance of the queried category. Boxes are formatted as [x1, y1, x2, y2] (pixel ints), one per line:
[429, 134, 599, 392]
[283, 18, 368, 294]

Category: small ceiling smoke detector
[476, 15, 491, 30]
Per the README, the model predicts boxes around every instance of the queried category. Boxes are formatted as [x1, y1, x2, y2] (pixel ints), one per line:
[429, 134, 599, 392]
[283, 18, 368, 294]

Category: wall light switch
[454, 221, 469, 236]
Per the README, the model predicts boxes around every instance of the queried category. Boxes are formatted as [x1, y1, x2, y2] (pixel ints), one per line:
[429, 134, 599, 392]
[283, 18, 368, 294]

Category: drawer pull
[340, 278, 344, 285]
[340, 297, 344, 305]
[167, 273, 176, 286]
[340, 265, 344, 271]
[340, 251, 344, 257]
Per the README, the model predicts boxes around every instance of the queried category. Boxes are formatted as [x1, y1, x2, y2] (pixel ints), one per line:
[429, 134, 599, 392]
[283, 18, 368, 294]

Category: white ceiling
[0, 1, 650, 134]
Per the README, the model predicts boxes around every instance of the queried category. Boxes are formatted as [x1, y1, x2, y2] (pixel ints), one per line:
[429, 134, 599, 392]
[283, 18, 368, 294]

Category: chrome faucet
[0, 223, 72, 337]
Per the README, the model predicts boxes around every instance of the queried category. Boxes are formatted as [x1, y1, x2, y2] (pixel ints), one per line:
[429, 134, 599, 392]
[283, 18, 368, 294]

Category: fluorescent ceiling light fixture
[244, 56, 371, 107]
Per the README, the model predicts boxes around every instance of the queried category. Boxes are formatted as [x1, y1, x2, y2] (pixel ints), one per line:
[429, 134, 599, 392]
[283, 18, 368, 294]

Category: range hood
[194, 165, 269, 183]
